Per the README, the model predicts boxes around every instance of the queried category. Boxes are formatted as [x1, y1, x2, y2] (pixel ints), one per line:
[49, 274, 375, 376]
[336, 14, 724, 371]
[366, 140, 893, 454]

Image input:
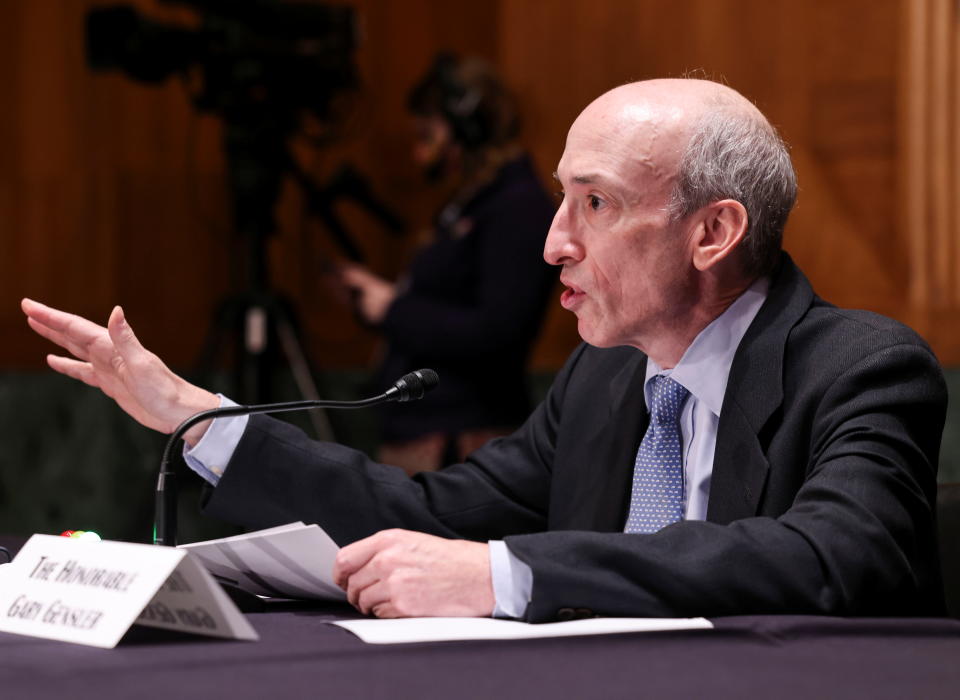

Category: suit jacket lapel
[559, 351, 648, 532]
[708, 253, 814, 524]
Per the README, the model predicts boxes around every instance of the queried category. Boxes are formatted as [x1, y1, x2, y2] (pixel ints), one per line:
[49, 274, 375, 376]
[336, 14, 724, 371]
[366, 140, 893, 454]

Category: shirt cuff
[182, 395, 249, 486]
[488, 540, 533, 619]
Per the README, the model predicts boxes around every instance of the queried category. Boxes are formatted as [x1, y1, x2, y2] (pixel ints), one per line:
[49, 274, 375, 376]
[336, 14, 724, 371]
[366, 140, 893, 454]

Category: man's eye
[588, 194, 604, 210]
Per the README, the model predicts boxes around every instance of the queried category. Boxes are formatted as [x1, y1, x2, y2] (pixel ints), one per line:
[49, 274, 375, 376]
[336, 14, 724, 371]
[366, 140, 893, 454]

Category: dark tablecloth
[2, 535, 959, 699]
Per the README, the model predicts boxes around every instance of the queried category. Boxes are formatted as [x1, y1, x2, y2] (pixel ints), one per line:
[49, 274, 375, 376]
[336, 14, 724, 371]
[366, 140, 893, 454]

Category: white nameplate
[0, 534, 258, 648]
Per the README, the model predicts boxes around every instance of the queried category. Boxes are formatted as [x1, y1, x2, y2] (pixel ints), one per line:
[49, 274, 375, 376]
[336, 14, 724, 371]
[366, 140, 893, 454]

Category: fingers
[335, 530, 409, 615]
[341, 555, 409, 617]
[355, 580, 394, 617]
[343, 563, 378, 610]
[342, 575, 400, 618]
[339, 265, 377, 289]
[26, 317, 91, 361]
[22, 298, 105, 342]
[347, 569, 385, 614]
[46, 355, 100, 388]
[333, 532, 386, 589]
[106, 305, 150, 367]
[22, 299, 107, 360]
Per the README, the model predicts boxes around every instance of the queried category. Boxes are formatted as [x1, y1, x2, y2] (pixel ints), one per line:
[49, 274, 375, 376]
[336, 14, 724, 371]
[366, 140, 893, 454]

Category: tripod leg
[274, 317, 336, 442]
[195, 295, 258, 400]
[243, 304, 269, 404]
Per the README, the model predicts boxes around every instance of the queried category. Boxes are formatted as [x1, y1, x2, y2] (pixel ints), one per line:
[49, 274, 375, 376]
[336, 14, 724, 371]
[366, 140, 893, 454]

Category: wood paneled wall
[500, 0, 914, 365]
[0, 0, 501, 369]
[2, 0, 955, 372]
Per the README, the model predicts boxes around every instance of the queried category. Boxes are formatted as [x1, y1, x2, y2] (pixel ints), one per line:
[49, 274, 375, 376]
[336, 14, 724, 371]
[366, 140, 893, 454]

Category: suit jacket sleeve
[201, 345, 591, 548]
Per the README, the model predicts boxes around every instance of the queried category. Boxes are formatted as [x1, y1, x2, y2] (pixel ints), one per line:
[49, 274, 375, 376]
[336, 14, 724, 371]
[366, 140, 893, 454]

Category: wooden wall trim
[900, 0, 960, 311]
[902, 0, 930, 307]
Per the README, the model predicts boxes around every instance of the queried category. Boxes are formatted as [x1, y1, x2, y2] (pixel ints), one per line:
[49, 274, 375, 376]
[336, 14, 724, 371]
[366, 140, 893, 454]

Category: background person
[339, 54, 556, 475]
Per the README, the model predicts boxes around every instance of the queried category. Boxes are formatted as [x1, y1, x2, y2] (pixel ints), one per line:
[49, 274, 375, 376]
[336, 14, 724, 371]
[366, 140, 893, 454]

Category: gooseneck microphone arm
[154, 369, 438, 546]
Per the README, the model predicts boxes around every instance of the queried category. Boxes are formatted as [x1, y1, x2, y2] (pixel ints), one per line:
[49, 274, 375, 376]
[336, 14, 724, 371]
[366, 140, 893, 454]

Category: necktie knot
[649, 375, 690, 426]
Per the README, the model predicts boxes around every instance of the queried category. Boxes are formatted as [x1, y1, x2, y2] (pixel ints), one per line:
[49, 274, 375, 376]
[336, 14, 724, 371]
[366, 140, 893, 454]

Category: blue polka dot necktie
[624, 375, 691, 534]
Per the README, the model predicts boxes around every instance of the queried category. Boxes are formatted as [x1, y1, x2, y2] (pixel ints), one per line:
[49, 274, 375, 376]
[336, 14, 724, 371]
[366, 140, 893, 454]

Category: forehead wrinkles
[562, 101, 686, 199]
[618, 103, 686, 182]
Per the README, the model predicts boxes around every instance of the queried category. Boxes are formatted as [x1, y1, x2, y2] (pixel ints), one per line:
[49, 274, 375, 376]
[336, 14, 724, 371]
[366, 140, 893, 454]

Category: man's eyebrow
[552, 171, 601, 185]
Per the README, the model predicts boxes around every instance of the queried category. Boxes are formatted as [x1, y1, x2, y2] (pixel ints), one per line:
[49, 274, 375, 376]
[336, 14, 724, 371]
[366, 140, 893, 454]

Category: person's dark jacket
[376, 155, 556, 441]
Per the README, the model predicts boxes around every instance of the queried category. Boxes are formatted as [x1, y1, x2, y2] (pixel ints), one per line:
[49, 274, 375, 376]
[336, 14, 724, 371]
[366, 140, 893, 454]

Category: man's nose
[543, 204, 583, 266]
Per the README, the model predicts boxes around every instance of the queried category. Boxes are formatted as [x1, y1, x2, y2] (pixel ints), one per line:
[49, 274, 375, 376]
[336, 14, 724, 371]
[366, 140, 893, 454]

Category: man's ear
[690, 199, 748, 272]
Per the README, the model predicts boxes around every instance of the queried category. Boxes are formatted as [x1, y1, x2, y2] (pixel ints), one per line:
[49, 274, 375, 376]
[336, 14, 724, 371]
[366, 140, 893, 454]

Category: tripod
[195, 122, 404, 440]
[198, 287, 336, 441]
[195, 120, 336, 439]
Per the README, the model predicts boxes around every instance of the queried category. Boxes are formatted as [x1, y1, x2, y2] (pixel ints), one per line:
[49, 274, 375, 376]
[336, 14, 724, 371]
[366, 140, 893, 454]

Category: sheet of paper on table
[332, 616, 713, 644]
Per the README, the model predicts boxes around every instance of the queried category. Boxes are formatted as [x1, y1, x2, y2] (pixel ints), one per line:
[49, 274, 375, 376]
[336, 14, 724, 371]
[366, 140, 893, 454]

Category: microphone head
[390, 368, 439, 402]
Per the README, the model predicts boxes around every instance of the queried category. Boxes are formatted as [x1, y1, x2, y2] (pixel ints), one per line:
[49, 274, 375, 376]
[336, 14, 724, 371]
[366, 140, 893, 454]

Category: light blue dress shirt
[184, 278, 768, 619]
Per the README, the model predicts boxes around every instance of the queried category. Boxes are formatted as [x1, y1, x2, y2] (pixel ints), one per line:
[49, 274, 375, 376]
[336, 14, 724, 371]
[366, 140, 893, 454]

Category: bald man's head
[546, 78, 797, 355]
[571, 78, 797, 276]
[584, 78, 766, 129]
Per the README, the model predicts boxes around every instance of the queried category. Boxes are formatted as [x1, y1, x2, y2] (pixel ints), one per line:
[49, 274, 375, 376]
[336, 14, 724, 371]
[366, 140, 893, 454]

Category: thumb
[107, 305, 145, 359]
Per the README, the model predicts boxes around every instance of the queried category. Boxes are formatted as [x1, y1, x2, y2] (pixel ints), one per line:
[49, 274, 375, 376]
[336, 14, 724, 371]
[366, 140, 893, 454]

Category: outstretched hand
[333, 529, 495, 618]
[21, 299, 219, 445]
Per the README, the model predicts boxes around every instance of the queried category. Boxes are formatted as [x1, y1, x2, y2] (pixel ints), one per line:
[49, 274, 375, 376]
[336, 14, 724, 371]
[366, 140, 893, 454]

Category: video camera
[86, 0, 358, 124]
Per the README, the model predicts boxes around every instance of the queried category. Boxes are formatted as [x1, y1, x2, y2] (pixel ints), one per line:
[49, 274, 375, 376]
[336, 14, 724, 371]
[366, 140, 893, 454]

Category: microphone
[154, 369, 439, 546]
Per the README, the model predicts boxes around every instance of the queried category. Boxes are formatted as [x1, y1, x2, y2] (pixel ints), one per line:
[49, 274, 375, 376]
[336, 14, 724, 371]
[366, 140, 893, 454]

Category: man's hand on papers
[333, 529, 495, 618]
[21, 299, 219, 445]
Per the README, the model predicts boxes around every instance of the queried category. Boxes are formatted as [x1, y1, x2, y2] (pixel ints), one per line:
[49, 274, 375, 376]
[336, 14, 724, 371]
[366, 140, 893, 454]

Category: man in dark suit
[22, 78, 947, 622]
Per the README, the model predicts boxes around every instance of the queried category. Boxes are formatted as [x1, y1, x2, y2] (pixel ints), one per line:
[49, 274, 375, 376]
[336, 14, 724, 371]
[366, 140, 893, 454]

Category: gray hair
[668, 108, 797, 277]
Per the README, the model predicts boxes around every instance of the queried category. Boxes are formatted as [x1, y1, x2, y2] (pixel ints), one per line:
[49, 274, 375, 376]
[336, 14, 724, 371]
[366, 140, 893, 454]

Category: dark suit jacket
[205, 254, 948, 622]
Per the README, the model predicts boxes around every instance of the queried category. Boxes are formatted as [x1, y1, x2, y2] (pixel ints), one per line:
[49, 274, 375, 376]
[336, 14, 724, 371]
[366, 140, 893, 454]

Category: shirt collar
[645, 276, 770, 417]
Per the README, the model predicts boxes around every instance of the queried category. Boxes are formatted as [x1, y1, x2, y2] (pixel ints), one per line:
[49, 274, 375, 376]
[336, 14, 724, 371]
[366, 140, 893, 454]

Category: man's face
[545, 96, 696, 351]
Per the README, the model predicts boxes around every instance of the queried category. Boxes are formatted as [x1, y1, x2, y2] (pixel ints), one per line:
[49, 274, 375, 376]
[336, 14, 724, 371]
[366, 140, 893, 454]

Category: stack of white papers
[180, 522, 345, 601]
